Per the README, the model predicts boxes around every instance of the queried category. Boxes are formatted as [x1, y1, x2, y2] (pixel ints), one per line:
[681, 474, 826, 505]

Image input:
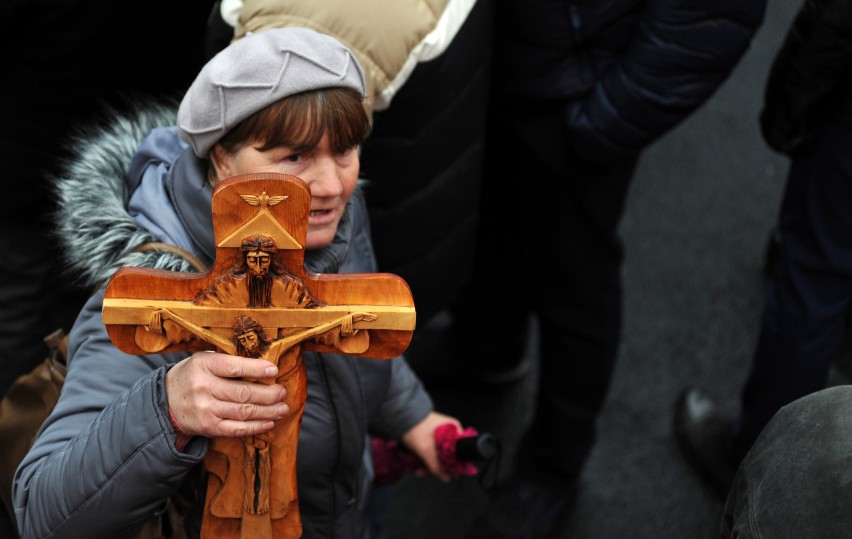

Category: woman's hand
[402, 411, 463, 482]
[165, 351, 289, 438]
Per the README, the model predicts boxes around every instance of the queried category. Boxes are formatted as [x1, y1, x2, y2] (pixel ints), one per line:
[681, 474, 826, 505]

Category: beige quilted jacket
[221, 0, 476, 115]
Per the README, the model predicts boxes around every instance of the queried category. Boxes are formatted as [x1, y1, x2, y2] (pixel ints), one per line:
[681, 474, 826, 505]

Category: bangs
[219, 87, 370, 154]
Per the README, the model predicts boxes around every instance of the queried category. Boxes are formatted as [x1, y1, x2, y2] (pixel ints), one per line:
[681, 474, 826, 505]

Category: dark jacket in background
[493, 0, 768, 162]
[759, 0, 852, 154]
[359, 0, 494, 323]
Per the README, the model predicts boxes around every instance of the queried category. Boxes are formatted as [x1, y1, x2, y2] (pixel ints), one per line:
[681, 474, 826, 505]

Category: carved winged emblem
[240, 191, 288, 209]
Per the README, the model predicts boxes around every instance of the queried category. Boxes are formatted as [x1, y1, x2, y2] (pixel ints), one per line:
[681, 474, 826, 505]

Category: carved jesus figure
[153, 307, 376, 538]
[195, 234, 323, 309]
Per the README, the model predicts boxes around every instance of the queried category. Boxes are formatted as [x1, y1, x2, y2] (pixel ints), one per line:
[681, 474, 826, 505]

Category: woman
[14, 27, 456, 539]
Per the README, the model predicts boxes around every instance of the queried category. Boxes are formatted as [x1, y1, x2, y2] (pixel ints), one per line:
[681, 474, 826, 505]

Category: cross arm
[102, 298, 415, 357]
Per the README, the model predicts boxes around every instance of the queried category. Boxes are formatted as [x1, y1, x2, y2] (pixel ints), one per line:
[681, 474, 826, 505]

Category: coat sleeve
[367, 356, 434, 441]
[13, 290, 207, 539]
[565, 0, 767, 161]
[759, 0, 852, 154]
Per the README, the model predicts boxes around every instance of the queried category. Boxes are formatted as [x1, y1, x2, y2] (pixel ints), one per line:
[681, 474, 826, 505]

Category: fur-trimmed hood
[53, 101, 375, 290]
[54, 102, 198, 289]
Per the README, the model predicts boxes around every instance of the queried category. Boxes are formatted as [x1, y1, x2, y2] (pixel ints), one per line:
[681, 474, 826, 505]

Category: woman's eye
[334, 147, 356, 162]
[284, 154, 301, 163]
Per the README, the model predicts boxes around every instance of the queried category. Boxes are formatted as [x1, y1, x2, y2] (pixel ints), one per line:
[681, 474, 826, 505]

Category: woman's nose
[305, 157, 344, 197]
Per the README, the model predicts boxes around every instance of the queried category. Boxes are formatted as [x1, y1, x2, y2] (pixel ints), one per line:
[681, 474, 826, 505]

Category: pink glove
[372, 423, 484, 486]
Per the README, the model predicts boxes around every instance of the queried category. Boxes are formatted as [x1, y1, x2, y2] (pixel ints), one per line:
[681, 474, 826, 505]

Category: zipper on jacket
[316, 354, 343, 536]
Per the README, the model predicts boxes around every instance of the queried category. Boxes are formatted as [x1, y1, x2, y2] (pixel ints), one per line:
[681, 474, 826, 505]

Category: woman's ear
[209, 144, 231, 181]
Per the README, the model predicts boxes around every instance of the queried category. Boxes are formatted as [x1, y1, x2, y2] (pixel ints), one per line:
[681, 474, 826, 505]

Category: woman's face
[212, 133, 359, 250]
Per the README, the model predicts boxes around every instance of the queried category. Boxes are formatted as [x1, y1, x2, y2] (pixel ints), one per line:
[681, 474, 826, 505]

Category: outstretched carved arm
[270, 312, 377, 355]
[152, 308, 238, 355]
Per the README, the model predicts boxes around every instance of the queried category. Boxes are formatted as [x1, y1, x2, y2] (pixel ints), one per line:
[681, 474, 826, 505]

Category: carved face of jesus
[211, 133, 359, 250]
[236, 330, 260, 353]
[245, 250, 271, 276]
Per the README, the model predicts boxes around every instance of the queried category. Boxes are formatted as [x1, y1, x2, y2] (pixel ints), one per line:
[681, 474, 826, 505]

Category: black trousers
[732, 122, 852, 461]
[452, 102, 637, 478]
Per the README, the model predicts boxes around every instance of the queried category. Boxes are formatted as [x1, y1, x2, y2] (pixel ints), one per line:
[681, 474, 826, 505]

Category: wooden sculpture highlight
[102, 173, 416, 539]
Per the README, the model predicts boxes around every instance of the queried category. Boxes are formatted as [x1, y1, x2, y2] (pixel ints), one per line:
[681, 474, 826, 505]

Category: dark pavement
[387, 1, 804, 537]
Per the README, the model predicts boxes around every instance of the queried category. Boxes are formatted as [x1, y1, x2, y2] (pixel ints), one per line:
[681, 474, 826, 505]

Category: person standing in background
[453, 1, 767, 537]
[675, 0, 852, 499]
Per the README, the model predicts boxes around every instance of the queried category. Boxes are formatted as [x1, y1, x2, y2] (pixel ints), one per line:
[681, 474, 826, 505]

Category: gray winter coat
[13, 104, 433, 539]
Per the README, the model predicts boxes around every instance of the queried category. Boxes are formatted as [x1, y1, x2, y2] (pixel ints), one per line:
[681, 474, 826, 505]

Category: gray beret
[177, 27, 366, 157]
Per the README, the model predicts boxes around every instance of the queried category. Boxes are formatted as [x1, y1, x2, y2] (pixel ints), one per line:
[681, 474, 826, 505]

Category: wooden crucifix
[102, 173, 416, 539]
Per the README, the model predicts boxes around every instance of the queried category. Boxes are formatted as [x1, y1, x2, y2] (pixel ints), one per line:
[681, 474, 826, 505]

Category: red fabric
[168, 408, 194, 452]
[371, 423, 480, 486]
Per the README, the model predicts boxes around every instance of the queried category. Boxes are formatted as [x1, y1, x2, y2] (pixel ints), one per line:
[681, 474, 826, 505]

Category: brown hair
[216, 87, 370, 156]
